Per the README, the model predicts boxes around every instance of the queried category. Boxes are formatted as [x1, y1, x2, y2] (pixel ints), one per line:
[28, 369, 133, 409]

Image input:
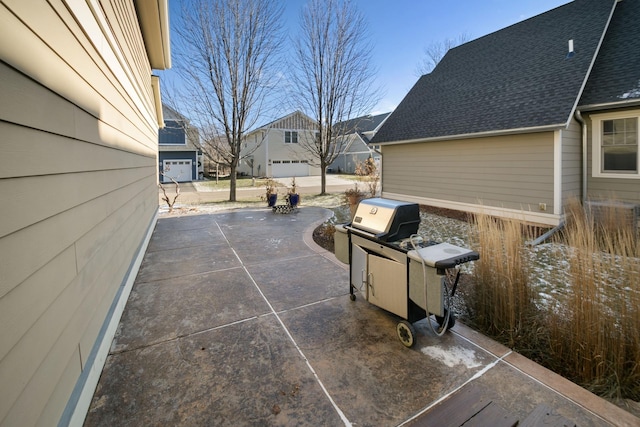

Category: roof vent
[566, 39, 575, 59]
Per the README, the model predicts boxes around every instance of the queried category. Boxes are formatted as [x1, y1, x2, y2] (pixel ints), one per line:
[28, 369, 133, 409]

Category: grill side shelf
[407, 243, 479, 268]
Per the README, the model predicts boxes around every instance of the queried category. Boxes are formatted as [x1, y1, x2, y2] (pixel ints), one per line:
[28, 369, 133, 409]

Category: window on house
[593, 114, 639, 178]
[602, 118, 637, 172]
[285, 131, 298, 143]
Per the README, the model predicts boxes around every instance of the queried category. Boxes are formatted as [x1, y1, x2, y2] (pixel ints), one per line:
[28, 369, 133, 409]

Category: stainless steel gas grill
[334, 198, 479, 347]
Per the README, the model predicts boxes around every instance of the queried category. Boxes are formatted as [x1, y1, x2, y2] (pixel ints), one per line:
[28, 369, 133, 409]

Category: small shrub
[355, 157, 380, 197]
[344, 183, 366, 218]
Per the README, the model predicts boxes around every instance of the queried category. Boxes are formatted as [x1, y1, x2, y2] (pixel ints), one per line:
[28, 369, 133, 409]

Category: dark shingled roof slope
[579, 0, 640, 107]
[337, 112, 390, 134]
[372, 0, 616, 144]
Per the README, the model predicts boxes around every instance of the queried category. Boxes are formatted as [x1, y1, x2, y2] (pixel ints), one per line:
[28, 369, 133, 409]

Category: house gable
[254, 110, 317, 132]
[372, 0, 617, 145]
[579, 0, 640, 109]
[239, 111, 320, 177]
[577, 0, 640, 206]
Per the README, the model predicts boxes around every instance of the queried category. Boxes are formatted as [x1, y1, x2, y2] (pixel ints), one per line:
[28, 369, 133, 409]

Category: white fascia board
[376, 123, 565, 146]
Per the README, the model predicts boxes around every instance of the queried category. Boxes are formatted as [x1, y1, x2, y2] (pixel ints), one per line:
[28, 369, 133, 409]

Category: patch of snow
[618, 80, 640, 99]
[420, 345, 483, 369]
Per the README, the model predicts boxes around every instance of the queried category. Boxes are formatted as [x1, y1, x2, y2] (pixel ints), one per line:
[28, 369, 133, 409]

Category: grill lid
[349, 198, 420, 241]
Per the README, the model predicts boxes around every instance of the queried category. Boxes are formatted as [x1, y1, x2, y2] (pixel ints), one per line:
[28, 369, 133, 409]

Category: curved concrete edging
[302, 207, 349, 271]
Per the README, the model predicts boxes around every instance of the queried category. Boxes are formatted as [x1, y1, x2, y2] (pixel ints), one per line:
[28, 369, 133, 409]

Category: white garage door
[163, 159, 192, 182]
[271, 160, 309, 178]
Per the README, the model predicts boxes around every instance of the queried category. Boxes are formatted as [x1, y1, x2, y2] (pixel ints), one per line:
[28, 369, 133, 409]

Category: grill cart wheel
[349, 293, 356, 301]
[435, 309, 456, 330]
[396, 320, 416, 348]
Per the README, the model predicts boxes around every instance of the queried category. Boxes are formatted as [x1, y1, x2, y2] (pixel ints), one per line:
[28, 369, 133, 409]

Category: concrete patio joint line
[109, 315, 264, 356]
[501, 357, 613, 426]
[398, 350, 513, 426]
[216, 221, 353, 427]
[276, 295, 344, 315]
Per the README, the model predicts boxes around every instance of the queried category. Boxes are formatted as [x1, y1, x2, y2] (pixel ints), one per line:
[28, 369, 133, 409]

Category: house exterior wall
[238, 116, 322, 178]
[158, 119, 201, 181]
[238, 130, 269, 177]
[0, 1, 163, 425]
[329, 135, 380, 174]
[561, 118, 583, 205]
[381, 132, 560, 225]
[265, 128, 320, 176]
[584, 109, 640, 204]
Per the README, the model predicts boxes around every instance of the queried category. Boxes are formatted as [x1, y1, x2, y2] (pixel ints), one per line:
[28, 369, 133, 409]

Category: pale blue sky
[165, 0, 570, 122]
[300, 0, 571, 114]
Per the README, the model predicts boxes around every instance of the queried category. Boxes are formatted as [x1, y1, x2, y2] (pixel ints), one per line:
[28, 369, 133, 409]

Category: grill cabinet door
[367, 254, 407, 318]
[350, 244, 367, 296]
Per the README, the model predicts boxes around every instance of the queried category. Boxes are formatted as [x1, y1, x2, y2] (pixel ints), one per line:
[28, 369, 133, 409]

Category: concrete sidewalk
[84, 207, 638, 426]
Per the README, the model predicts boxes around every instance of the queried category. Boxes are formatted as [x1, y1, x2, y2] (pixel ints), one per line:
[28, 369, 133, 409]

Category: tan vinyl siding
[382, 132, 555, 213]
[561, 118, 583, 203]
[0, 0, 161, 425]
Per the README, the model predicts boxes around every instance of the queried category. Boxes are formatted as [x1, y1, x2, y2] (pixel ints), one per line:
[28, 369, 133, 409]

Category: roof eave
[134, 0, 171, 70]
[375, 123, 565, 146]
[577, 99, 640, 112]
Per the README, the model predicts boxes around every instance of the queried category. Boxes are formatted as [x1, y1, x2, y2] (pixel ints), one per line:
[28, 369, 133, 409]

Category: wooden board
[410, 383, 492, 427]
[461, 401, 518, 427]
[519, 404, 577, 427]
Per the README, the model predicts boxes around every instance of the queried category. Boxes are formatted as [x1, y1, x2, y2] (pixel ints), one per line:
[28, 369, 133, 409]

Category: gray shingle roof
[336, 113, 391, 134]
[372, 0, 617, 144]
[579, 0, 640, 108]
[162, 104, 188, 122]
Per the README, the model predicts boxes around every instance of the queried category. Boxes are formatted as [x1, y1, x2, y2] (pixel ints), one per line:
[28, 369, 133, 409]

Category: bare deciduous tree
[172, 0, 284, 201]
[416, 33, 470, 75]
[289, 0, 379, 194]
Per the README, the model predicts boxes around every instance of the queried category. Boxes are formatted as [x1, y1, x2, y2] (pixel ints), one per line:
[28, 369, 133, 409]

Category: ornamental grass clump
[468, 199, 640, 401]
[467, 213, 541, 350]
[547, 198, 640, 400]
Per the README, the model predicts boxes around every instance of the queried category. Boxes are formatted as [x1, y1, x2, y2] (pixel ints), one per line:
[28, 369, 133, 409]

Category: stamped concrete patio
[83, 207, 638, 426]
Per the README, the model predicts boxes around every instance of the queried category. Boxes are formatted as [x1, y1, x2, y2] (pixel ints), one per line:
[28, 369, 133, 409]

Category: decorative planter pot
[268, 193, 277, 207]
[288, 193, 300, 207]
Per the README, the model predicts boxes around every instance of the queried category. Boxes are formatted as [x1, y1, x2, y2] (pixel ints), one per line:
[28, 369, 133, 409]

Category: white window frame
[284, 130, 298, 144]
[591, 111, 639, 179]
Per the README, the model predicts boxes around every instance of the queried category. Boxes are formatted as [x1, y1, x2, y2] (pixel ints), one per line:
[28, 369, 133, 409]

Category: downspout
[528, 114, 585, 247]
[526, 222, 565, 246]
[574, 109, 587, 203]
[528, 110, 588, 246]
[151, 75, 164, 128]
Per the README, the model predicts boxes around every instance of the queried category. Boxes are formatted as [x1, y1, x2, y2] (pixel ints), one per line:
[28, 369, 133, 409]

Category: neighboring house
[329, 113, 390, 174]
[0, 1, 169, 426]
[159, 104, 202, 182]
[372, 0, 640, 227]
[238, 111, 322, 178]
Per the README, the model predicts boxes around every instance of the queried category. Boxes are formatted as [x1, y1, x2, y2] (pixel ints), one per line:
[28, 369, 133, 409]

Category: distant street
[158, 175, 359, 205]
